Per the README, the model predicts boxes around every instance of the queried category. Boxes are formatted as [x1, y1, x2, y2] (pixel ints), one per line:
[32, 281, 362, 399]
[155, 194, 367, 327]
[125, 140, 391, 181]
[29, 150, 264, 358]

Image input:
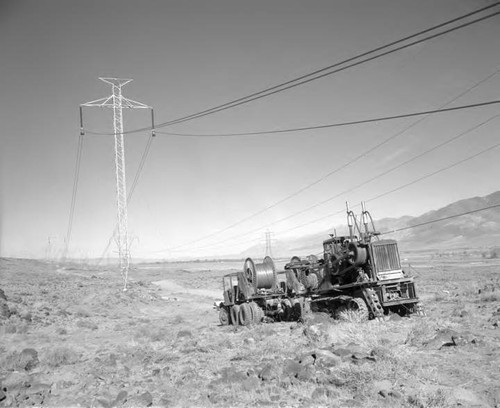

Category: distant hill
[240, 191, 500, 258]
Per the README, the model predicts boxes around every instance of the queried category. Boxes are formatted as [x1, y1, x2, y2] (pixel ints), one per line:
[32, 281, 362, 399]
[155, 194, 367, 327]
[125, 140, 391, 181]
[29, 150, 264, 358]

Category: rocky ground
[0, 254, 499, 407]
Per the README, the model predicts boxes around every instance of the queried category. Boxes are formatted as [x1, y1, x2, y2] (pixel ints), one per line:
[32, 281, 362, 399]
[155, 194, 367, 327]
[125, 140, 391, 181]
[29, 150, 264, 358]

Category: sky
[1, 0, 500, 260]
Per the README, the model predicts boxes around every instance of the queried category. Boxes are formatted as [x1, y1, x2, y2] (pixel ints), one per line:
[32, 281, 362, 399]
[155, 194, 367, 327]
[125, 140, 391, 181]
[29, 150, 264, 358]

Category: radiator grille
[372, 241, 401, 272]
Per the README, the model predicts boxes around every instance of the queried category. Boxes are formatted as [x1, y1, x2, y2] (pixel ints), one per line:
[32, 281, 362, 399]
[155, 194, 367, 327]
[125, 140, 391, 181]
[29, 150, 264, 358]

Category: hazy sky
[1, 0, 500, 259]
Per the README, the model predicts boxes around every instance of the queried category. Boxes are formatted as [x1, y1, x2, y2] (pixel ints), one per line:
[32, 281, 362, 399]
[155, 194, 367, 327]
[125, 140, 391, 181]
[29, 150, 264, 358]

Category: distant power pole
[80, 78, 154, 290]
[265, 230, 274, 258]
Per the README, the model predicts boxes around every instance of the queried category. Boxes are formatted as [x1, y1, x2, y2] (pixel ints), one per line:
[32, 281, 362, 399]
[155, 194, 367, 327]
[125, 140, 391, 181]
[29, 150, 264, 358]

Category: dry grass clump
[76, 319, 98, 330]
[74, 307, 91, 317]
[44, 346, 79, 367]
[0, 350, 26, 371]
[0, 316, 29, 334]
[404, 317, 460, 348]
[477, 292, 500, 303]
[407, 388, 452, 408]
[337, 309, 367, 324]
[133, 324, 172, 343]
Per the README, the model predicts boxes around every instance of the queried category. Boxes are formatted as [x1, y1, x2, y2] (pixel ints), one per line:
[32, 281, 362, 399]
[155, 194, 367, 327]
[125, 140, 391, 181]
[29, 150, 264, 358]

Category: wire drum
[243, 256, 277, 290]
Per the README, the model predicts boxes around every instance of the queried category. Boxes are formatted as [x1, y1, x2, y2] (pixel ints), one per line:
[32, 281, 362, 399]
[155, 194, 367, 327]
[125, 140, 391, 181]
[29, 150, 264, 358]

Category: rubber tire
[282, 300, 292, 321]
[239, 303, 253, 326]
[230, 305, 241, 326]
[219, 307, 230, 326]
[292, 300, 303, 322]
[249, 302, 263, 324]
[349, 297, 369, 321]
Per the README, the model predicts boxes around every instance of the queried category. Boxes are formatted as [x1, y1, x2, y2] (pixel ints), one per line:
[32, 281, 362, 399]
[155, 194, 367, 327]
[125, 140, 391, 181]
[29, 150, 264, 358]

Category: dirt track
[1, 255, 499, 407]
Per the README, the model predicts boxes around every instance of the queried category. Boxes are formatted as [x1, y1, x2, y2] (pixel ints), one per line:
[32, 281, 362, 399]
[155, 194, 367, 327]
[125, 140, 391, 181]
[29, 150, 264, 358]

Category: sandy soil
[1, 254, 499, 407]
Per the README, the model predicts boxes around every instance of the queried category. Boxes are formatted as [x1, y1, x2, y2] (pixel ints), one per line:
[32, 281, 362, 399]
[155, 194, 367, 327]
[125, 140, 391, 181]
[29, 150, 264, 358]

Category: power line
[284, 134, 500, 238]
[380, 203, 500, 235]
[169, 117, 500, 254]
[155, 8, 500, 130]
[155, 100, 500, 137]
[84, 3, 500, 136]
[63, 134, 84, 259]
[165, 95, 500, 252]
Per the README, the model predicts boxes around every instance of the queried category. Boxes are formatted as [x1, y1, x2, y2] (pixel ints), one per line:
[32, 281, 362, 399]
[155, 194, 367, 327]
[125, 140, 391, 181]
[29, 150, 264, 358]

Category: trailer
[216, 204, 424, 326]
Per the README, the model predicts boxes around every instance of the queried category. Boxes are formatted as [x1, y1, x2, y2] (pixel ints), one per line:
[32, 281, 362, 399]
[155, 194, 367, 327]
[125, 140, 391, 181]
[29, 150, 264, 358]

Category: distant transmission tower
[265, 230, 274, 258]
[80, 78, 154, 290]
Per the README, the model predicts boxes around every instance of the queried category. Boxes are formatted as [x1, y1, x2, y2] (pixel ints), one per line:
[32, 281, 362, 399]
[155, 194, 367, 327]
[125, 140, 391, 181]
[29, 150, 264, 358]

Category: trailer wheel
[292, 299, 304, 322]
[249, 302, 263, 324]
[281, 299, 292, 321]
[219, 307, 230, 326]
[239, 303, 253, 326]
[344, 297, 369, 321]
[230, 305, 241, 326]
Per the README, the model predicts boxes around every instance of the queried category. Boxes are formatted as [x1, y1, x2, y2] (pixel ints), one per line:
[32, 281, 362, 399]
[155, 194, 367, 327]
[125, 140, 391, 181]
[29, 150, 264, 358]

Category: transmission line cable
[166, 95, 500, 251]
[155, 100, 500, 137]
[279, 134, 500, 238]
[154, 8, 500, 130]
[171, 115, 500, 254]
[63, 134, 84, 260]
[84, 3, 500, 136]
[380, 203, 500, 235]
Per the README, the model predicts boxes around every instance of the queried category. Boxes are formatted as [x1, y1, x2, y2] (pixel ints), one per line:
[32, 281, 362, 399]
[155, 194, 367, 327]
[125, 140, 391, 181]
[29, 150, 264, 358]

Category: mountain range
[241, 190, 500, 258]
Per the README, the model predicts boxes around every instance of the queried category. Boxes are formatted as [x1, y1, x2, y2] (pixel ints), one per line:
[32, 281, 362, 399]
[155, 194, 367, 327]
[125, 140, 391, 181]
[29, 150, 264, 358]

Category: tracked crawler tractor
[216, 203, 424, 326]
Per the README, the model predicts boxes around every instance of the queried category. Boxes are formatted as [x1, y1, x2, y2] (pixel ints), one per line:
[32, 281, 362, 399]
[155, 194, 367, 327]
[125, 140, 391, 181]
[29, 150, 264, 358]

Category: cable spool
[243, 256, 277, 290]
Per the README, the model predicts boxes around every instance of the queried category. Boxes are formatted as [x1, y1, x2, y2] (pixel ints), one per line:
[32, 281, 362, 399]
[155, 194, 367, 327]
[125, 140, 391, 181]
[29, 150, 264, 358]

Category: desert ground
[1, 251, 499, 407]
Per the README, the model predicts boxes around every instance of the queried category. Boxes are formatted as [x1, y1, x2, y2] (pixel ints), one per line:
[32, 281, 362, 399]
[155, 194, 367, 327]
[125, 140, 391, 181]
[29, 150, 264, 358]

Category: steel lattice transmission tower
[265, 230, 274, 258]
[80, 78, 154, 290]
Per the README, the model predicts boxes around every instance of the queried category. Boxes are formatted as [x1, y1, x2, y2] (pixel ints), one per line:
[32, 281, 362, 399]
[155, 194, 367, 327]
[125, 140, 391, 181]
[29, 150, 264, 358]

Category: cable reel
[243, 256, 277, 290]
[347, 242, 367, 266]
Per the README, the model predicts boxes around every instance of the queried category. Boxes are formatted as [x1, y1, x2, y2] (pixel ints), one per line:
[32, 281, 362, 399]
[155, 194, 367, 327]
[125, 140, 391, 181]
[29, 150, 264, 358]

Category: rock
[123, 391, 153, 407]
[159, 394, 174, 407]
[314, 349, 342, 368]
[451, 387, 489, 407]
[311, 387, 338, 399]
[297, 353, 315, 366]
[303, 324, 325, 341]
[0, 301, 11, 319]
[389, 390, 402, 399]
[176, 330, 192, 339]
[96, 398, 111, 408]
[373, 379, 392, 397]
[19, 348, 39, 371]
[331, 347, 353, 360]
[423, 329, 459, 350]
[216, 368, 248, 385]
[296, 364, 315, 382]
[241, 377, 260, 392]
[244, 337, 255, 345]
[259, 364, 281, 381]
[378, 389, 388, 398]
[282, 359, 302, 378]
[112, 390, 128, 406]
[338, 399, 363, 407]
